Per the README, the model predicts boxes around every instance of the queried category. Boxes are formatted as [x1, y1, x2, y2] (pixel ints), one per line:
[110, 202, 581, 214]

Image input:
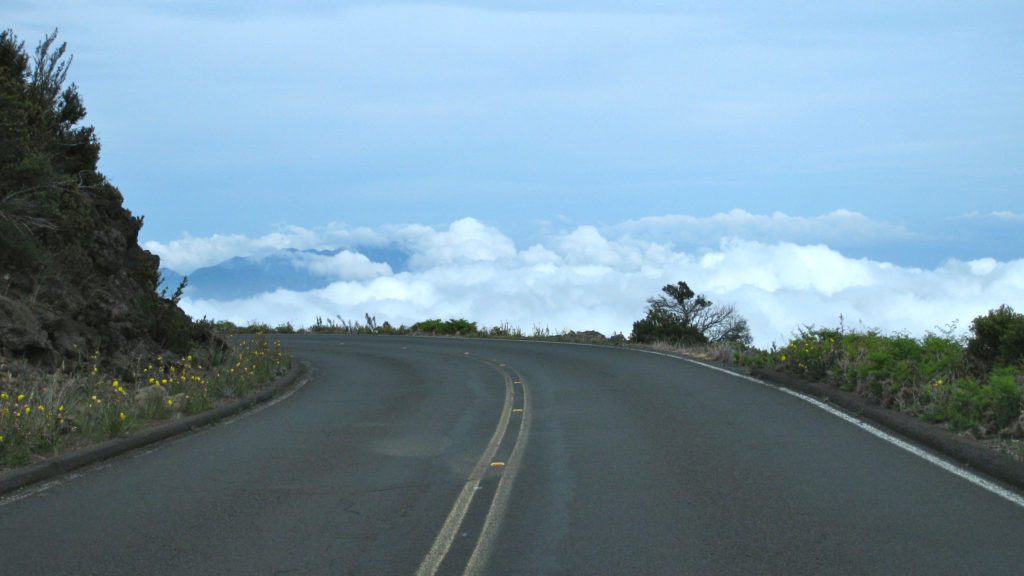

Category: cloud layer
[163, 214, 1024, 347]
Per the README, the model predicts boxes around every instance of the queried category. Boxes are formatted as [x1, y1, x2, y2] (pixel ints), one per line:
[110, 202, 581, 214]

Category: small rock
[135, 384, 169, 407]
[1000, 415, 1024, 438]
[167, 393, 187, 414]
[0, 295, 50, 353]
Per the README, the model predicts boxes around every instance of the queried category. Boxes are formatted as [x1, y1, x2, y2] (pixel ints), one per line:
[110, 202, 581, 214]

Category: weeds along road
[3, 334, 1024, 575]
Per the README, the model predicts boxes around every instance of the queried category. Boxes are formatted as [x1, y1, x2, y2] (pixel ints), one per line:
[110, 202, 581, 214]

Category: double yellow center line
[416, 355, 532, 576]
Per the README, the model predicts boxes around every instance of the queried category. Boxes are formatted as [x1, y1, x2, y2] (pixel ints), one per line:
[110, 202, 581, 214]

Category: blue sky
[4, 1, 1023, 343]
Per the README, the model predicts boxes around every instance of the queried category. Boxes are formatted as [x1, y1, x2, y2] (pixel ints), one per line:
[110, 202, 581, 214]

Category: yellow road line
[415, 365, 516, 576]
[464, 373, 532, 576]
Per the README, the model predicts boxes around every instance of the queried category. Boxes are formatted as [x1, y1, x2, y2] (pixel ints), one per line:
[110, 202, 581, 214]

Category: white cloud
[290, 250, 392, 280]
[963, 211, 1024, 223]
[145, 217, 514, 274]
[559, 225, 634, 267]
[698, 239, 879, 296]
[394, 218, 518, 269]
[145, 216, 511, 285]
[143, 226, 325, 273]
[178, 217, 1024, 348]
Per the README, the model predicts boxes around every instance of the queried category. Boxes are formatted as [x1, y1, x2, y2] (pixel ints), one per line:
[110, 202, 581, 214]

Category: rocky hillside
[0, 29, 197, 373]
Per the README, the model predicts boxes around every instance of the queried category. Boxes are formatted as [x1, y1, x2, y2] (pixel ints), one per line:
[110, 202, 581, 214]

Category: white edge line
[636, 348, 1024, 510]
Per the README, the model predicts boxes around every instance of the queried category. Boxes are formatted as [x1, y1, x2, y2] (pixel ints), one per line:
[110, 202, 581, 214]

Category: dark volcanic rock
[0, 296, 50, 356]
[0, 183, 187, 373]
[0, 30, 201, 375]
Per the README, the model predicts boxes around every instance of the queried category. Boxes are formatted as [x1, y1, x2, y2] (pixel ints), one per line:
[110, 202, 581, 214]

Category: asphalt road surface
[2, 335, 1024, 575]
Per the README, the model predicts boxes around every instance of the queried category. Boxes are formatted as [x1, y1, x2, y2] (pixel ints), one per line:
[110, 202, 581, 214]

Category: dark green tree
[0, 28, 104, 264]
[967, 305, 1024, 370]
[631, 281, 752, 346]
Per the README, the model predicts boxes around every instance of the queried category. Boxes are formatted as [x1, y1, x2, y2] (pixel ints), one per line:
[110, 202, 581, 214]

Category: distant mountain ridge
[160, 246, 409, 300]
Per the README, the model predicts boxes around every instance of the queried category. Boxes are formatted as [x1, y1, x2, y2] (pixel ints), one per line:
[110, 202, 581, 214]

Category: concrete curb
[0, 363, 304, 497]
[749, 366, 1024, 493]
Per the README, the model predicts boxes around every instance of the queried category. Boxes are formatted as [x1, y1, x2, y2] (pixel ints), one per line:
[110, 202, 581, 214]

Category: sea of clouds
[144, 211, 1023, 347]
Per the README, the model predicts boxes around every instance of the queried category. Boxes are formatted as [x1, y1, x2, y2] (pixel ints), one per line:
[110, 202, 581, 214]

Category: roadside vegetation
[0, 333, 291, 469]
[208, 313, 626, 345]
[742, 308, 1024, 437]
[637, 288, 1024, 443]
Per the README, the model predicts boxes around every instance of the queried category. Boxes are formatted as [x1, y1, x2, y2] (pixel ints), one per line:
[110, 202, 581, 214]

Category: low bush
[409, 318, 478, 336]
[749, 321, 1021, 436]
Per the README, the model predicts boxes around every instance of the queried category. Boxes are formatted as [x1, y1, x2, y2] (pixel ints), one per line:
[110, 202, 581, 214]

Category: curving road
[2, 334, 1024, 575]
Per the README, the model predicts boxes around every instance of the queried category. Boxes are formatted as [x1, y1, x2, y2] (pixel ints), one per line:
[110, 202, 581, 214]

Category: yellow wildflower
[119, 412, 127, 422]
[17, 393, 25, 402]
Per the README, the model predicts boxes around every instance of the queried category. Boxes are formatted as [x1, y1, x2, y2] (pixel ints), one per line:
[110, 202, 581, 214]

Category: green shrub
[967, 305, 1024, 369]
[932, 377, 985, 431]
[274, 322, 296, 334]
[243, 321, 272, 333]
[775, 327, 841, 382]
[409, 318, 478, 335]
[984, 367, 1022, 430]
[922, 369, 1021, 432]
[919, 333, 966, 382]
[631, 307, 707, 345]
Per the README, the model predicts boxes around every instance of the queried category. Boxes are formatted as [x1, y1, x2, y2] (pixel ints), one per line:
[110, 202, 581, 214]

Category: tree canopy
[0, 28, 106, 265]
[631, 281, 752, 346]
[967, 305, 1024, 370]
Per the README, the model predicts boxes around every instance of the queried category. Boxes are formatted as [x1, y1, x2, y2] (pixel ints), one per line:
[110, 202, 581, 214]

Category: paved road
[2, 335, 1023, 575]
